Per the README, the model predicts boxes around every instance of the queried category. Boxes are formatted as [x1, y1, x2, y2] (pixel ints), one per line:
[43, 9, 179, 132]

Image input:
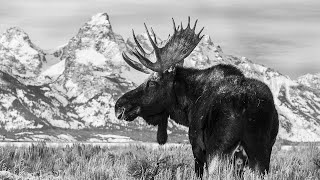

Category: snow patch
[87, 13, 110, 26]
[0, 95, 16, 109]
[65, 79, 78, 97]
[57, 134, 77, 142]
[95, 134, 130, 139]
[41, 59, 65, 76]
[75, 49, 106, 66]
[87, 134, 133, 143]
[48, 119, 83, 129]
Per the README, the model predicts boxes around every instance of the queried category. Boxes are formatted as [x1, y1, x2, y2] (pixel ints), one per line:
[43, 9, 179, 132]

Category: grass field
[0, 142, 319, 180]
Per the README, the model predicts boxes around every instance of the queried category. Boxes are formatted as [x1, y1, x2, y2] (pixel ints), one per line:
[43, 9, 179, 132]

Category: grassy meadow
[0, 142, 319, 180]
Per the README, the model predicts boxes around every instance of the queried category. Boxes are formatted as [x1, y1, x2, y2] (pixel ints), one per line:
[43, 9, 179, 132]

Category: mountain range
[0, 13, 319, 143]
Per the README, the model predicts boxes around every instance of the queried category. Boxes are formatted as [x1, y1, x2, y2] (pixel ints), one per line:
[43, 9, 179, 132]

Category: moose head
[115, 17, 204, 144]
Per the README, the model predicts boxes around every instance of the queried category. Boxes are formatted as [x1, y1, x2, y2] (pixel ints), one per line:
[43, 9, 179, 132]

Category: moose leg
[243, 110, 275, 173]
[247, 147, 271, 174]
[206, 141, 241, 176]
[232, 143, 248, 178]
[195, 159, 204, 178]
[243, 136, 272, 174]
[204, 124, 242, 176]
[189, 130, 206, 178]
[191, 144, 205, 178]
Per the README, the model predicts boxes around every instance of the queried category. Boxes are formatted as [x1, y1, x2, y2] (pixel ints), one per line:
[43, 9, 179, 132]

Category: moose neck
[168, 67, 211, 126]
[175, 67, 209, 100]
[166, 64, 244, 127]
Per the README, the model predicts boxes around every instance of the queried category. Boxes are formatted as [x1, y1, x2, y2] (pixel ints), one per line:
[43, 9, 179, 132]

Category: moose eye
[147, 81, 158, 88]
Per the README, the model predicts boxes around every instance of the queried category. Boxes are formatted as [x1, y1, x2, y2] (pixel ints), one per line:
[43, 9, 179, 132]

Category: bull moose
[115, 17, 279, 177]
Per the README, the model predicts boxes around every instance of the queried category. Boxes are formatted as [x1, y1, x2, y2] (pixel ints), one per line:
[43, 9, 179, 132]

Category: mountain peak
[0, 26, 44, 52]
[58, 12, 127, 65]
[49, 13, 130, 100]
[1, 27, 33, 47]
[3, 27, 29, 37]
[0, 27, 45, 82]
[297, 73, 320, 90]
[87, 13, 111, 26]
[201, 35, 214, 46]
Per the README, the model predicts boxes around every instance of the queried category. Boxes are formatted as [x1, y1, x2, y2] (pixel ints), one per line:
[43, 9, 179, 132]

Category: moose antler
[122, 17, 204, 73]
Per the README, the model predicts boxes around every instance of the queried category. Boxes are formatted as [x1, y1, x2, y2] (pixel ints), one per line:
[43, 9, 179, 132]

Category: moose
[115, 18, 279, 177]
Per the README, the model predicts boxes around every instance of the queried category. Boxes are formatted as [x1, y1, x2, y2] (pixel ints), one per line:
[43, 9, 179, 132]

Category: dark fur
[115, 64, 279, 177]
[187, 76, 279, 177]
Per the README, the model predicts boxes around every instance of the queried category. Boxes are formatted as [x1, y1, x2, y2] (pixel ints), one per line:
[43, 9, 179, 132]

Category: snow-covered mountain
[0, 27, 46, 84]
[297, 73, 320, 90]
[0, 13, 319, 142]
[0, 70, 83, 130]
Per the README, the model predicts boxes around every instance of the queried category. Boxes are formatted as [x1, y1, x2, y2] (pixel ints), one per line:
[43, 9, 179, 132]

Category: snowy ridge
[297, 73, 320, 90]
[0, 71, 82, 130]
[0, 27, 46, 83]
[0, 13, 319, 142]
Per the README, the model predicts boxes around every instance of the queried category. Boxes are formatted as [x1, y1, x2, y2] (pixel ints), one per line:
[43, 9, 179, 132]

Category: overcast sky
[1, 0, 320, 79]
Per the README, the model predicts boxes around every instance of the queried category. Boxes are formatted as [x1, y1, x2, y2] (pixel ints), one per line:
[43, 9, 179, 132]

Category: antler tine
[187, 16, 191, 28]
[172, 18, 177, 32]
[198, 27, 204, 37]
[132, 48, 160, 72]
[150, 27, 158, 45]
[122, 52, 150, 74]
[193, 19, 198, 30]
[132, 30, 146, 55]
[180, 22, 183, 31]
[144, 23, 161, 61]
[144, 23, 157, 49]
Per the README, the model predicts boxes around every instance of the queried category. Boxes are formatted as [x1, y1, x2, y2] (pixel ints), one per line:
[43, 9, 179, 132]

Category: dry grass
[0, 142, 319, 180]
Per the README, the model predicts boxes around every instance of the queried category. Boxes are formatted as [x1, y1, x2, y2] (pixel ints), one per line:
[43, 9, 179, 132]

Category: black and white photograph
[0, 0, 319, 179]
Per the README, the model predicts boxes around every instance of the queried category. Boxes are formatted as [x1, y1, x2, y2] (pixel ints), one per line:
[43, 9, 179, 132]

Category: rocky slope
[297, 73, 320, 90]
[0, 70, 82, 131]
[0, 13, 319, 142]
